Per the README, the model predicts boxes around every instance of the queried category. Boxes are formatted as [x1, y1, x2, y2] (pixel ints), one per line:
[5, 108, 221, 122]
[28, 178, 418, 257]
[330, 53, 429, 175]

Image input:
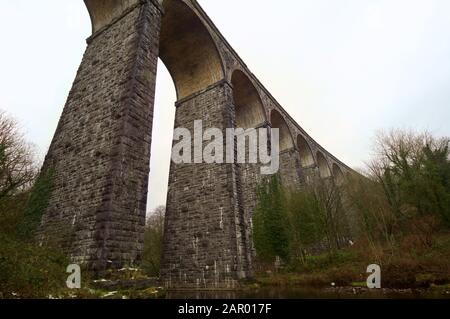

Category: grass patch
[351, 281, 367, 288]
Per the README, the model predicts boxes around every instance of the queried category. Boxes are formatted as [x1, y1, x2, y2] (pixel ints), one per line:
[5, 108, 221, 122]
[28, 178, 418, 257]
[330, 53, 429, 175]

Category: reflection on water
[164, 287, 448, 299]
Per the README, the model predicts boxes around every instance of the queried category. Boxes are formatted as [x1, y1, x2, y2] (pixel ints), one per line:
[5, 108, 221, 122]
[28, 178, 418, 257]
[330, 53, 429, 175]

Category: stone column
[237, 121, 272, 272]
[161, 81, 251, 289]
[39, 0, 163, 271]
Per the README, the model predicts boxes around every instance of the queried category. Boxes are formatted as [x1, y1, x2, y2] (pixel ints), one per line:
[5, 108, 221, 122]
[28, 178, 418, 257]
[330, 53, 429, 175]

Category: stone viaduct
[39, 0, 353, 289]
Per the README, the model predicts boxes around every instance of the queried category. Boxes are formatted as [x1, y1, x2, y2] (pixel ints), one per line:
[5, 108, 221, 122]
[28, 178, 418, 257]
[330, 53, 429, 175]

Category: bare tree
[0, 111, 37, 202]
[365, 129, 450, 247]
[313, 178, 349, 252]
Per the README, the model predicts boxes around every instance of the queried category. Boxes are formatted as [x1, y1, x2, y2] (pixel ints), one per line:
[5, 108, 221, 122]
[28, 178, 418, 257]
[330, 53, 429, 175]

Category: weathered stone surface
[161, 81, 251, 289]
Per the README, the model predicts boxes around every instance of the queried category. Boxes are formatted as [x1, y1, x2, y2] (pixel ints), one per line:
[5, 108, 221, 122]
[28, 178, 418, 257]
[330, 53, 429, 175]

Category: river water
[163, 286, 450, 299]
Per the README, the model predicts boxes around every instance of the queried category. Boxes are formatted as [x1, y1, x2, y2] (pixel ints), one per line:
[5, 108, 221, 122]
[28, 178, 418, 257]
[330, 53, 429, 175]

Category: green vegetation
[253, 129, 450, 289]
[253, 175, 290, 262]
[0, 111, 164, 299]
[0, 233, 68, 299]
[253, 175, 352, 269]
[141, 206, 165, 277]
[16, 169, 54, 242]
[0, 111, 68, 299]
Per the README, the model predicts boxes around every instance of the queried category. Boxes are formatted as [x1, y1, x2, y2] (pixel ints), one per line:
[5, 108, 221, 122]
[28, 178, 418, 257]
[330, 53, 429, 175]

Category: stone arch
[85, 0, 141, 33]
[159, 0, 225, 100]
[231, 70, 266, 129]
[297, 135, 315, 167]
[332, 163, 345, 185]
[316, 151, 331, 178]
[270, 109, 294, 152]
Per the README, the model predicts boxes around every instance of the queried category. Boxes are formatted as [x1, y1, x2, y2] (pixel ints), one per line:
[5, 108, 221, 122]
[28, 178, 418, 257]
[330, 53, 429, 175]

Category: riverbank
[37, 283, 450, 299]
[2, 275, 449, 299]
[2, 232, 449, 299]
[227, 230, 450, 300]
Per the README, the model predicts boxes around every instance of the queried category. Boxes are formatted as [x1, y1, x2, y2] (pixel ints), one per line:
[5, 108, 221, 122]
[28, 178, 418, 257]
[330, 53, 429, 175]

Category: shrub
[0, 233, 68, 299]
[142, 206, 165, 277]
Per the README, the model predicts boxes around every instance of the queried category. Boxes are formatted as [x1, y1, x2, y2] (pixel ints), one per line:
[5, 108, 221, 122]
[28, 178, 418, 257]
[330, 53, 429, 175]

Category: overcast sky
[1, 0, 450, 212]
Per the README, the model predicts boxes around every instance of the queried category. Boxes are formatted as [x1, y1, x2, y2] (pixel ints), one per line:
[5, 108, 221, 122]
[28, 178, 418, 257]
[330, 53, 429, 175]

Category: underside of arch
[317, 151, 331, 178]
[85, 0, 224, 100]
[84, 0, 140, 33]
[159, 0, 225, 100]
[270, 110, 294, 152]
[297, 135, 315, 167]
[231, 70, 266, 129]
[332, 163, 345, 185]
